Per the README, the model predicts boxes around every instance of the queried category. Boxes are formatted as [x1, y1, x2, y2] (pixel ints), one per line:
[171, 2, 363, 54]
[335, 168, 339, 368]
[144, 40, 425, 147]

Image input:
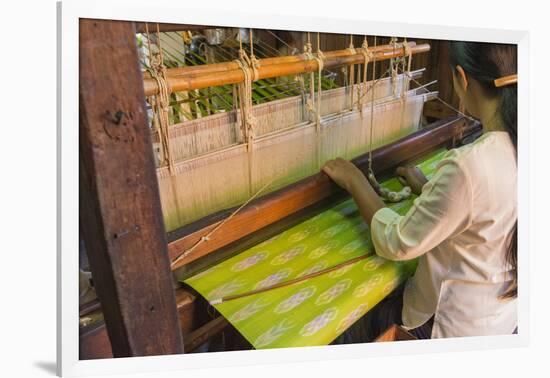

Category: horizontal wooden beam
[143, 43, 430, 95]
[183, 317, 231, 352]
[143, 42, 417, 79]
[168, 116, 477, 270]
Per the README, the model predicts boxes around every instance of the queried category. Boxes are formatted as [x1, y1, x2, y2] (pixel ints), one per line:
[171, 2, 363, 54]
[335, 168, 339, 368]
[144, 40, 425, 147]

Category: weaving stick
[209, 254, 371, 305]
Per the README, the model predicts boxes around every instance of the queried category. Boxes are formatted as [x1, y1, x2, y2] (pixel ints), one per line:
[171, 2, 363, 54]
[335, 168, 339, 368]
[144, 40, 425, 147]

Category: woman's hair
[449, 41, 518, 298]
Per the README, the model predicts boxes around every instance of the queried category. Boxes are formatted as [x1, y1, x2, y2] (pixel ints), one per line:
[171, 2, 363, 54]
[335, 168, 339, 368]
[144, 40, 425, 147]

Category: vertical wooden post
[79, 19, 184, 357]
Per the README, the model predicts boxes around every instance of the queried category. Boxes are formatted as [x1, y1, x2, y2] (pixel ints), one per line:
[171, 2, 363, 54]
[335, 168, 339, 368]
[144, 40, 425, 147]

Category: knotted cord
[313, 33, 325, 168]
[348, 35, 357, 110]
[304, 33, 316, 124]
[366, 36, 412, 203]
[390, 37, 399, 97]
[145, 23, 175, 173]
[358, 37, 372, 113]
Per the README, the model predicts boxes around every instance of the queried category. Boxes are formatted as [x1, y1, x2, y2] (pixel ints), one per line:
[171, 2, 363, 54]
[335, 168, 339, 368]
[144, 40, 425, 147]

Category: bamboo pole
[143, 42, 417, 79]
[143, 43, 430, 96]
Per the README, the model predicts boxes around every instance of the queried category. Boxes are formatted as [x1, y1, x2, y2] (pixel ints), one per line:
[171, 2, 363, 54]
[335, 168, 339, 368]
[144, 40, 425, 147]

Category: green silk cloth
[184, 149, 447, 349]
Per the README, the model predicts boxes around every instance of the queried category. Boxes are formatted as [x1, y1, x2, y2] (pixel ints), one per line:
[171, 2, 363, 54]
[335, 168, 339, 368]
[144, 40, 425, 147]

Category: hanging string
[366, 36, 412, 203]
[394, 38, 414, 158]
[400, 67, 477, 123]
[390, 37, 400, 97]
[249, 28, 261, 81]
[302, 33, 325, 168]
[145, 23, 175, 174]
[358, 36, 372, 113]
[313, 32, 325, 168]
[304, 33, 317, 124]
[368, 36, 377, 174]
[170, 175, 280, 269]
[234, 29, 259, 197]
[402, 38, 413, 98]
[348, 35, 356, 110]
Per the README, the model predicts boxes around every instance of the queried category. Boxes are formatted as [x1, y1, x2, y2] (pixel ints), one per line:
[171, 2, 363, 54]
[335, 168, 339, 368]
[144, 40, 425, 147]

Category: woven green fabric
[184, 150, 447, 349]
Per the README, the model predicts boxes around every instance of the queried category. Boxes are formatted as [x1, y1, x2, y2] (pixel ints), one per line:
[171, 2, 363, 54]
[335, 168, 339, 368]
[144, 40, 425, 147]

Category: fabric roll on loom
[184, 149, 447, 348]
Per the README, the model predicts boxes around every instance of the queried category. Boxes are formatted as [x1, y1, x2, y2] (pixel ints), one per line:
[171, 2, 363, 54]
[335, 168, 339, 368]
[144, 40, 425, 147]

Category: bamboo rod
[143, 42, 418, 79]
[143, 43, 430, 96]
[209, 254, 370, 305]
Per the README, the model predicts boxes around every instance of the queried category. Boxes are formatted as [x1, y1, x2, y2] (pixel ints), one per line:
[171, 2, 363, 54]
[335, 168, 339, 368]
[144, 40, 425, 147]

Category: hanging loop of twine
[365, 35, 412, 203]
[233, 29, 260, 146]
[401, 39, 413, 98]
[145, 23, 175, 174]
[358, 38, 373, 111]
[347, 35, 356, 110]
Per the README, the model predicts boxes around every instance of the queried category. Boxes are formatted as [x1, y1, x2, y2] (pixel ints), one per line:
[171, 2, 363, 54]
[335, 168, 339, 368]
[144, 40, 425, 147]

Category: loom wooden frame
[143, 42, 430, 95]
[79, 18, 479, 359]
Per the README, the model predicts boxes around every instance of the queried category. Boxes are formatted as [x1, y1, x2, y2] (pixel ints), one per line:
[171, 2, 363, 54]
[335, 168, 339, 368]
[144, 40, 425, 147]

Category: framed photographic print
[58, 0, 529, 376]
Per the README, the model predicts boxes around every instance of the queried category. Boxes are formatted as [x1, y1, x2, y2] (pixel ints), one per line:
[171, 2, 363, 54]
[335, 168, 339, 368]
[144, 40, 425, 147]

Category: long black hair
[449, 41, 518, 298]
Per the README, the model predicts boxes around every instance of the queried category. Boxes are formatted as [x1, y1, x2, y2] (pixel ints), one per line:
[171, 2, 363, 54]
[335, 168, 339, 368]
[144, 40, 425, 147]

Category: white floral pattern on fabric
[336, 304, 369, 334]
[299, 308, 339, 337]
[182, 150, 448, 349]
[256, 233, 284, 248]
[273, 286, 317, 314]
[308, 240, 340, 259]
[271, 246, 306, 265]
[187, 264, 220, 281]
[363, 256, 386, 271]
[255, 268, 293, 289]
[230, 251, 269, 272]
[320, 223, 350, 239]
[207, 279, 247, 299]
[315, 279, 352, 306]
[297, 261, 329, 277]
[339, 239, 365, 255]
[353, 274, 383, 297]
[288, 225, 319, 243]
[327, 264, 355, 278]
[230, 298, 272, 323]
[254, 319, 296, 348]
[308, 212, 325, 223]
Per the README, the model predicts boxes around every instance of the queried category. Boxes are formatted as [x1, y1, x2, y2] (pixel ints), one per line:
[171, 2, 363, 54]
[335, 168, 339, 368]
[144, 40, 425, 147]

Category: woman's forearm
[347, 174, 386, 225]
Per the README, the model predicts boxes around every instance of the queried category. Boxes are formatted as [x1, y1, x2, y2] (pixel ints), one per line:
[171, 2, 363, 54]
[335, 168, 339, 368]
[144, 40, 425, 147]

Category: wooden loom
[79, 19, 480, 358]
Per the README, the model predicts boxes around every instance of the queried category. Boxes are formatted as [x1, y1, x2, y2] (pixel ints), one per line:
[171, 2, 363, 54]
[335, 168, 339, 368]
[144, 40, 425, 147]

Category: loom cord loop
[358, 38, 373, 111]
[401, 39, 413, 99]
[145, 23, 175, 174]
[234, 31, 259, 146]
[365, 36, 412, 203]
[390, 37, 400, 97]
[347, 35, 356, 110]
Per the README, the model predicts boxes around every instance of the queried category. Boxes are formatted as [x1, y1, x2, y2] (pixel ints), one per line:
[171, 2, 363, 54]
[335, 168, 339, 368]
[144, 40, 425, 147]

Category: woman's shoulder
[441, 131, 515, 167]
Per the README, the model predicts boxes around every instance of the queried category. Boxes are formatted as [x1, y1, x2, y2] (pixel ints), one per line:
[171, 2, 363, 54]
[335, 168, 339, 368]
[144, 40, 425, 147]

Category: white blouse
[371, 131, 517, 338]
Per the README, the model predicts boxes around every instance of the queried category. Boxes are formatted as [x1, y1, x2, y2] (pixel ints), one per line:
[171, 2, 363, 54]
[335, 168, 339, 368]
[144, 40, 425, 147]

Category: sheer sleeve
[370, 157, 473, 261]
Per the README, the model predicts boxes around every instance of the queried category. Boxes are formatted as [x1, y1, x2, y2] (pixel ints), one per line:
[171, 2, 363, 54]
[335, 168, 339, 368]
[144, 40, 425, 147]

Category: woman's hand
[322, 157, 385, 225]
[322, 158, 367, 192]
[395, 166, 428, 195]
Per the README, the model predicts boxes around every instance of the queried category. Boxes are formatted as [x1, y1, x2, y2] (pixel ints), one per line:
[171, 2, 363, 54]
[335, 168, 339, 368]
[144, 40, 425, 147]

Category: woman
[323, 41, 518, 339]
